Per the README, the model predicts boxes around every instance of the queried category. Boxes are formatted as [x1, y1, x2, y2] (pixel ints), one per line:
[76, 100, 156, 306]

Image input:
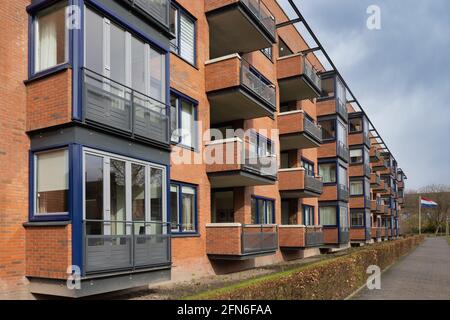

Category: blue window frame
[170, 181, 198, 235]
[302, 205, 314, 226]
[350, 210, 364, 227]
[170, 89, 198, 150]
[170, 2, 197, 66]
[318, 118, 336, 141]
[251, 196, 275, 224]
[248, 131, 275, 158]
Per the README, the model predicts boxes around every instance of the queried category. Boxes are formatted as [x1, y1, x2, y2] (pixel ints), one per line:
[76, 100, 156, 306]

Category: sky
[277, 0, 450, 190]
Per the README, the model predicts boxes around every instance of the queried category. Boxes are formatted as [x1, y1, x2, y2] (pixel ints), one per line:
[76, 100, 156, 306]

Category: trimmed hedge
[191, 235, 425, 300]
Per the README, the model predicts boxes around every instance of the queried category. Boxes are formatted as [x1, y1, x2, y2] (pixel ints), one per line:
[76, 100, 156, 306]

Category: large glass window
[85, 154, 104, 235]
[171, 182, 197, 233]
[319, 163, 336, 183]
[211, 191, 234, 223]
[251, 197, 275, 224]
[35, 149, 69, 215]
[337, 121, 348, 146]
[302, 159, 315, 177]
[34, 1, 68, 73]
[170, 93, 197, 148]
[319, 119, 336, 140]
[85, 7, 166, 102]
[110, 159, 126, 235]
[303, 205, 314, 226]
[170, 4, 196, 65]
[278, 38, 293, 57]
[132, 164, 146, 234]
[340, 206, 349, 229]
[339, 165, 348, 186]
[320, 206, 337, 226]
[350, 149, 363, 164]
[350, 180, 364, 196]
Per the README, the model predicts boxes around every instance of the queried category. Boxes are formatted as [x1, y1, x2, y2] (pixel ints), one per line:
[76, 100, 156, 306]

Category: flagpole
[418, 195, 421, 235]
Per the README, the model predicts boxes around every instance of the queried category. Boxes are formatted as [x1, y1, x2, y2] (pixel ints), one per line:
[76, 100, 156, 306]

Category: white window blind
[179, 14, 195, 64]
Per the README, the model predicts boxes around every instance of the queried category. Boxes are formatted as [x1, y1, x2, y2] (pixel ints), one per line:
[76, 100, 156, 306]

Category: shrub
[191, 235, 425, 300]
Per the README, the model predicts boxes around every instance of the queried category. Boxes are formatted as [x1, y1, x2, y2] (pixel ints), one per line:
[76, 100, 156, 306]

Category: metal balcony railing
[303, 58, 322, 91]
[83, 220, 171, 275]
[337, 141, 350, 162]
[304, 174, 324, 194]
[125, 0, 170, 27]
[82, 68, 169, 145]
[338, 183, 349, 201]
[304, 116, 322, 142]
[244, 155, 278, 179]
[305, 227, 324, 247]
[241, 59, 276, 108]
[339, 228, 350, 244]
[241, 224, 278, 254]
[364, 163, 372, 177]
[241, 0, 276, 38]
[336, 99, 348, 121]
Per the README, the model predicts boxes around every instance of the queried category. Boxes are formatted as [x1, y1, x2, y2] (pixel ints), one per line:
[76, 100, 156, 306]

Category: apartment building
[0, 0, 405, 299]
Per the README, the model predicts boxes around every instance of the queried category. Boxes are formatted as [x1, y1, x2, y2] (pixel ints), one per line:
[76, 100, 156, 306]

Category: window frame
[29, 0, 71, 79]
[251, 196, 276, 225]
[170, 181, 198, 236]
[350, 210, 365, 228]
[319, 161, 337, 185]
[318, 118, 337, 141]
[348, 117, 363, 134]
[302, 205, 315, 226]
[32, 147, 71, 220]
[301, 158, 315, 177]
[170, 89, 198, 151]
[350, 148, 364, 165]
[350, 179, 364, 196]
[319, 205, 337, 227]
[170, 2, 197, 67]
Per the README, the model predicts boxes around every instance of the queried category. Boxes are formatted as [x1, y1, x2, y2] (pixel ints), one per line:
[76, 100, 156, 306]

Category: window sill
[24, 63, 71, 85]
[171, 233, 200, 238]
[171, 143, 199, 153]
[24, 221, 71, 228]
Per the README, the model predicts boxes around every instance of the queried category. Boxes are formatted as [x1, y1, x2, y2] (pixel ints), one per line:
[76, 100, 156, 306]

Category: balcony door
[84, 148, 167, 237]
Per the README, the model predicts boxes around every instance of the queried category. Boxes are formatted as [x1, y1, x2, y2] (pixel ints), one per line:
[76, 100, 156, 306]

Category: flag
[420, 197, 438, 208]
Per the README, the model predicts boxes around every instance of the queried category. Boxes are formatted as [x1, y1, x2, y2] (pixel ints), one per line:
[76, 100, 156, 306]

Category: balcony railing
[241, 59, 276, 108]
[364, 163, 371, 177]
[244, 155, 278, 178]
[338, 183, 349, 201]
[125, 0, 170, 27]
[241, 0, 276, 39]
[336, 99, 348, 121]
[339, 228, 350, 244]
[82, 68, 169, 145]
[304, 116, 323, 142]
[337, 141, 350, 162]
[305, 226, 324, 247]
[83, 220, 171, 275]
[303, 58, 322, 91]
[241, 224, 278, 254]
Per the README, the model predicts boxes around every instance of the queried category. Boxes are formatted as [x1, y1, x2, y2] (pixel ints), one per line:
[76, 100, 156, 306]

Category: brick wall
[26, 69, 72, 131]
[279, 226, 305, 248]
[0, 0, 31, 298]
[25, 225, 72, 280]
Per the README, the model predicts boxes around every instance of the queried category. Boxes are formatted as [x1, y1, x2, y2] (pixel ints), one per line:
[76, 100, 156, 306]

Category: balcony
[84, 220, 171, 275]
[350, 195, 369, 209]
[371, 227, 382, 240]
[206, 138, 277, 188]
[206, 0, 276, 58]
[371, 200, 382, 213]
[206, 54, 276, 125]
[278, 111, 322, 150]
[206, 224, 278, 260]
[279, 225, 324, 249]
[348, 132, 370, 147]
[124, 0, 170, 29]
[277, 54, 322, 103]
[370, 148, 381, 163]
[278, 168, 323, 198]
[373, 180, 387, 193]
[337, 141, 350, 163]
[316, 98, 348, 122]
[349, 163, 371, 178]
[82, 69, 169, 146]
[370, 173, 381, 187]
[372, 158, 389, 172]
[350, 228, 368, 242]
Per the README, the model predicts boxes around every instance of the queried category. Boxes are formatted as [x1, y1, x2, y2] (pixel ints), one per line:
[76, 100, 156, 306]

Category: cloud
[277, 0, 450, 189]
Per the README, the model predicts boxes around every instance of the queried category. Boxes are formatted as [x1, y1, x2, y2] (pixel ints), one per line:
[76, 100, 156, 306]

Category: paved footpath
[353, 237, 450, 300]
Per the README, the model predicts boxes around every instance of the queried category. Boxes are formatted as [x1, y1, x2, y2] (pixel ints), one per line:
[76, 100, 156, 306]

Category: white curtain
[320, 207, 336, 225]
[37, 16, 57, 72]
[350, 181, 363, 195]
[320, 164, 336, 183]
[182, 187, 195, 231]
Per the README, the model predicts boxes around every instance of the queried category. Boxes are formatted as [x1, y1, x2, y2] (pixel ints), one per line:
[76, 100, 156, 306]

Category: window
[351, 211, 364, 227]
[84, 149, 167, 236]
[251, 197, 275, 224]
[303, 205, 314, 226]
[337, 121, 348, 146]
[261, 46, 273, 60]
[278, 38, 293, 57]
[349, 118, 362, 133]
[302, 159, 314, 177]
[171, 182, 197, 234]
[85, 7, 167, 102]
[280, 101, 296, 113]
[339, 165, 348, 185]
[340, 206, 349, 228]
[320, 206, 336, 226]
[319, 119, 336, 140]
[350, 148, 363, 164]
[280, 152, 290, 169]
[34, 1, 68, 73]
[350, 180, 364, 196]
[248, 133, 274, 158]
[170, 92, 197, 149]
[319, 163, 336, 183]
[211, 191, 234, 223]
[281, 200, 297, 225]
[34, 149, 69, 216]
[170, 4, 196, 65]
